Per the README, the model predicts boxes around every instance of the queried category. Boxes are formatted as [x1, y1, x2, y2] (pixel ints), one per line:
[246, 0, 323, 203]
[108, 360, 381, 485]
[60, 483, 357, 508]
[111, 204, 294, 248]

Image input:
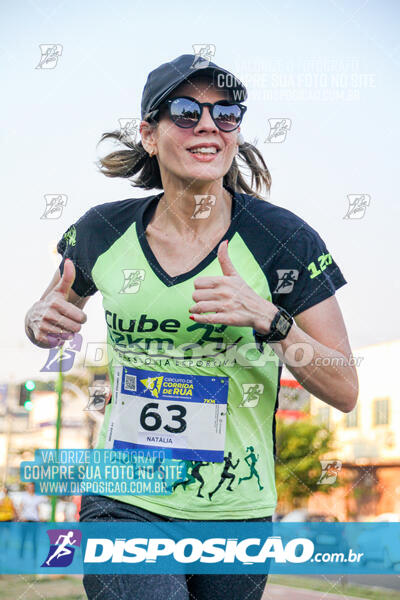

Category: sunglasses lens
[213, 103, 242, 131]
[168, 98, 244, 131]
[169, 98, 201, 128]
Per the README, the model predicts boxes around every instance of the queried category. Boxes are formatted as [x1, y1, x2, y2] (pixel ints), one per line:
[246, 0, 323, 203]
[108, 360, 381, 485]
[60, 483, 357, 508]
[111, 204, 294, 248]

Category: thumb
[217, 240, 237, 276]
[55, 258, 76, 298]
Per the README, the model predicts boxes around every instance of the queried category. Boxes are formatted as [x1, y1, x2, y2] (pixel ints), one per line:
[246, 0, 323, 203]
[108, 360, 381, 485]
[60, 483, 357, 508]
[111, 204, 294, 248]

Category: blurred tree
[275, 417, 346, 510]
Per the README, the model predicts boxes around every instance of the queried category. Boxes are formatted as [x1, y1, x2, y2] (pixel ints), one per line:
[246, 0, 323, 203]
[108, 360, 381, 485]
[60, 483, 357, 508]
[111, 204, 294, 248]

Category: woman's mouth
[187, 146, 221, 161]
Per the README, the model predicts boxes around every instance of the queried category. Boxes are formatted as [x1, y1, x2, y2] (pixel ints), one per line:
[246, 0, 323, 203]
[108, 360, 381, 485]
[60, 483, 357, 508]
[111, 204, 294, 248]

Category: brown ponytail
[97, 128, 271, 199]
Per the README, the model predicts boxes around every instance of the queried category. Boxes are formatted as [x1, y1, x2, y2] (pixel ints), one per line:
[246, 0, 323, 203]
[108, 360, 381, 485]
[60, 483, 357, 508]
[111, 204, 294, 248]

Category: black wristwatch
[252, 306, 294, 353]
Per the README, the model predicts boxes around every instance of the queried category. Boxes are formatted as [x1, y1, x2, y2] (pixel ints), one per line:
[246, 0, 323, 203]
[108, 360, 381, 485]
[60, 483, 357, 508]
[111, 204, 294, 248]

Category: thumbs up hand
[54, 255, 76, 298]
[189, 240, 277, 330]
[26, 258, 88, 348]
[215, 238, 238, 278]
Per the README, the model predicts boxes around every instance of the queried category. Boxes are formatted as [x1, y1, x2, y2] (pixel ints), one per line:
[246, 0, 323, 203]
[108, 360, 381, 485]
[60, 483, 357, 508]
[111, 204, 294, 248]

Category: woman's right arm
[25, 258, 89, 348]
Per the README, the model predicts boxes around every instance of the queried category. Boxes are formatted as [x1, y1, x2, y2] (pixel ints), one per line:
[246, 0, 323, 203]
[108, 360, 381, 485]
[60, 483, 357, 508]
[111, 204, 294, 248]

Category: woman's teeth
[189, 147, 218, 154]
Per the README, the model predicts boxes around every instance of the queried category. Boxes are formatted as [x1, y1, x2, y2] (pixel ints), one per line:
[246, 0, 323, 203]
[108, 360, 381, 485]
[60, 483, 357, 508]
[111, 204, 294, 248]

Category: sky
[1, 0, 399, 383]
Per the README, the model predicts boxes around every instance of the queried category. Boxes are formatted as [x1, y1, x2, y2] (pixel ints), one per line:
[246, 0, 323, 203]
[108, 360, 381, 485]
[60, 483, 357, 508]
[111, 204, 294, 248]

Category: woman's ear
[140, 120, 157, 156]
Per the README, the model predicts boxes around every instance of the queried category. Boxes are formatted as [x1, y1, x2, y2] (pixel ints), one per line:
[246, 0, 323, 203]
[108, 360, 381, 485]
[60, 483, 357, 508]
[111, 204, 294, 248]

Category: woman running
[25, 53, 358, 599]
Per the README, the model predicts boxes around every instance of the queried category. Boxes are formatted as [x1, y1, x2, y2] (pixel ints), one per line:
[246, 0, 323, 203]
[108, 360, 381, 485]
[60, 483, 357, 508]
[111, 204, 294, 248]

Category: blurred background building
[0, 367, 106, 487]
[308, 339, 400, 520]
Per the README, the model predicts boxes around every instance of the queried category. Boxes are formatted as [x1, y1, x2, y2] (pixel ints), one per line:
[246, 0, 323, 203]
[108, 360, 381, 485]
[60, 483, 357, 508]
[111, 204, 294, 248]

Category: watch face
[276, 315, 290, 335]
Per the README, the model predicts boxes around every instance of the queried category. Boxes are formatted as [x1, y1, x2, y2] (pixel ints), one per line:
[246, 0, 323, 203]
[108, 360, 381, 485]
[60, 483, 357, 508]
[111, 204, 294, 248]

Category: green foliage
[275, 417, 342, 507]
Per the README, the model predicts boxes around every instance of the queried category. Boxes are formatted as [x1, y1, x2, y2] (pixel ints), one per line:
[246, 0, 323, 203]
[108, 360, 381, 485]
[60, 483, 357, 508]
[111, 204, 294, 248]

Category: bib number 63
[139, 402, 187, 434]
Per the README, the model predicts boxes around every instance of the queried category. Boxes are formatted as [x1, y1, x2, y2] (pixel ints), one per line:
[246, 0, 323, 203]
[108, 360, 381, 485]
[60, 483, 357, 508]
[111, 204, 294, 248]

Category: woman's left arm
[189, 240, 358, 414]
[269, 295, 359, 413]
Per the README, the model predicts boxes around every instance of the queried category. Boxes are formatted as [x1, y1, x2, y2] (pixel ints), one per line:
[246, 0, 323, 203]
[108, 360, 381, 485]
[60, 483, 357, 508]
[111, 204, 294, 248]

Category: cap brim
[149, 66, 247, 113]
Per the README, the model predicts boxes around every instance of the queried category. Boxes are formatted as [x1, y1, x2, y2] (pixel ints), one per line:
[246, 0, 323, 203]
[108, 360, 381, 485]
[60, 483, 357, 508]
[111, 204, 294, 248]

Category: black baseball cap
[140, 54, 248, 120]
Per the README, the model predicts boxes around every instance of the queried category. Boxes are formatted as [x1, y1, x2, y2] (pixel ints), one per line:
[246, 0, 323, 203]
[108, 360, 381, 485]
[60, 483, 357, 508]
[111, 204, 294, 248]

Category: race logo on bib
[141, 376, 164, 398]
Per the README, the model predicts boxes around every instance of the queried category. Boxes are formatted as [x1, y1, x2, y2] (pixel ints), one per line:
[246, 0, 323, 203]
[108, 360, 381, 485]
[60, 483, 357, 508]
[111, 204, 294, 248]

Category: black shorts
[79, 494, 272, 600]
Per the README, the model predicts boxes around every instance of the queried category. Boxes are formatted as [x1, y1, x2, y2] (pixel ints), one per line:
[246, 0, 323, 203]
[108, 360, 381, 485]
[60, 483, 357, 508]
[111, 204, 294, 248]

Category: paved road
[262, 584, 369, 599]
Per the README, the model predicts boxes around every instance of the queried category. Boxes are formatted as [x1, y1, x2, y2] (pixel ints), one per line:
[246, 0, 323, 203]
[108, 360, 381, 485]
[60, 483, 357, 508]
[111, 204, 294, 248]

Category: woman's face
[145, 78, 241, 186]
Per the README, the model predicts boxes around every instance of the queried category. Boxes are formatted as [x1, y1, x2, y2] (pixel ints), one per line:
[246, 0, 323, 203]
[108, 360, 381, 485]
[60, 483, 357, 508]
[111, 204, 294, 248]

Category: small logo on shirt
[239, 383, 264, 408]
[274, 269, 299, 294]
[63, 225, 76, 247]
[119, 269, 146, 294]
[41, 529, 81, 567]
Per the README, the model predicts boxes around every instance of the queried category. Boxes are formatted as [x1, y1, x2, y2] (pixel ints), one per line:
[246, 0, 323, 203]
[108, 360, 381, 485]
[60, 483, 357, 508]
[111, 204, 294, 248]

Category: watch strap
[252, 306, 293, 352]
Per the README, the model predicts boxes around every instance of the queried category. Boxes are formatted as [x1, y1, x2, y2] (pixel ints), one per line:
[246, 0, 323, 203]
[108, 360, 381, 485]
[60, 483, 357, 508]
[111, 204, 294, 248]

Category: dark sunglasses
[147, 95, 247, 132]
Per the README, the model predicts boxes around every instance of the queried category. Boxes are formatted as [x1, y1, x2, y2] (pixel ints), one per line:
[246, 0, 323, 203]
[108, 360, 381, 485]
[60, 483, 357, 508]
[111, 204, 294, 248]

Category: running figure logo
[41, 529, 82, 567]
[172, 461, 210, 498]
[86, 385, 111, 411]
[317, 460, 342, 485]
[264, 118, 291, 143]
[191, 195, 216, 219]
[35, 44, 63, 69]
[140, 375, 163, 398]
[343, 194, 371, 220]
[118, 118, 140, 143]
[208, 452, 240, 500]
[238, 446, 263, 491]
[190, 44, 216, 69]
[119, 269, 146, 294]
[239, 383, 264, 408]
[274, 269, 299, 294]
[40, 333, 82, 373]
[41, 194, 68, 220]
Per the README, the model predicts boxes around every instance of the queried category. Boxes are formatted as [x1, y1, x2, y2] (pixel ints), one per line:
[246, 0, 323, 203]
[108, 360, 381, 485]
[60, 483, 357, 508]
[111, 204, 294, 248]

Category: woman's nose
[193, 106, 218, 133]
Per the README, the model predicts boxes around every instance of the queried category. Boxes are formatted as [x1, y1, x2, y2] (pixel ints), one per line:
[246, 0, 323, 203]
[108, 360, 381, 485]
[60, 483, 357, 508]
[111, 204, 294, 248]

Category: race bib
[105, 366, 229, 462]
